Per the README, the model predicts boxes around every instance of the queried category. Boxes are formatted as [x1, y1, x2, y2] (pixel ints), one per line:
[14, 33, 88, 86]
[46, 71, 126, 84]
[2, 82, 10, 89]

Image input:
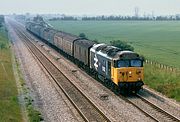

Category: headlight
[138, 78, 141, 81]
[129, 71, 132, 75]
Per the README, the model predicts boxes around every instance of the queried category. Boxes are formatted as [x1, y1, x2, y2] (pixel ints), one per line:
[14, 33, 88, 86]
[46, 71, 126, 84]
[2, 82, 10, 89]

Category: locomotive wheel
[110, 82, 114, 91]
[107, 80, 111, 89]
[114, 85, 120, 95]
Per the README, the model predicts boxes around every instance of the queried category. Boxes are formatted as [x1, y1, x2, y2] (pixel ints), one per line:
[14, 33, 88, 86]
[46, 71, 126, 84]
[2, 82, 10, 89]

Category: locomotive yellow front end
[111, 52, 144, 92]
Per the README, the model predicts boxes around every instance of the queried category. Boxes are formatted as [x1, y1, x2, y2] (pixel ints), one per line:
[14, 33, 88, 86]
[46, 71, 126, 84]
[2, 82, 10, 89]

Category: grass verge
[16, 58, 43, 122]
[0, 24, 42, 121]
[14, 34, 43, 122]
[144, 64, 180, 102]
[0, 26, 23, 121]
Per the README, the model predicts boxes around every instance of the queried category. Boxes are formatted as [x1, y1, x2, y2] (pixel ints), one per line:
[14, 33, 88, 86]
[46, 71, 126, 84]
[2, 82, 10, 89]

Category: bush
[0, 43, 6, 49]
[140, 54, 146, 61]
[79, 33, 87, 38]
[110, 40, 134, 51]
[92, 39, 99, 44]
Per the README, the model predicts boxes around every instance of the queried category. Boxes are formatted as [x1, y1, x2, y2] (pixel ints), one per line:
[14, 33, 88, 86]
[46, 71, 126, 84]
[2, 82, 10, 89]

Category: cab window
[131, 60, 142, 67]
[117, 60, 129, 68]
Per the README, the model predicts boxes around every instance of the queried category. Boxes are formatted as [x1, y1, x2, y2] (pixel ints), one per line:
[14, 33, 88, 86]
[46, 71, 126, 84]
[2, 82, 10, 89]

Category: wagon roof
[49, 29, 58, 33]
[55, 31, 79, 42]
[63, 34, 79, 42]
[75, 39, 96, 48]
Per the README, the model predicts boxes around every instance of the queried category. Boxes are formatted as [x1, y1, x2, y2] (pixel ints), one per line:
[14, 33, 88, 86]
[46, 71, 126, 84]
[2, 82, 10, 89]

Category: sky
[1, 0, 180, 16]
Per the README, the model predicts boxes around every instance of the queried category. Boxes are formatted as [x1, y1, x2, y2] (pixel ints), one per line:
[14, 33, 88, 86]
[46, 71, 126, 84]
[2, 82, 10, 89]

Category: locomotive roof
[91, 43, 139, 60]
[91, 43, 107, 51]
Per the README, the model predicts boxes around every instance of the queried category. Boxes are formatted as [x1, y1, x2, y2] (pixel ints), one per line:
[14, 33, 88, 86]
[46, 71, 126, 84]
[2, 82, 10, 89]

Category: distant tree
[33, 15, 44, 23]
[51, 16, 77, 21]
[79, 33, 87, 39]
[79, 33, 99, 44]
[110, 40, 134, 51]
[140, 55, 145, 61]
[92, 39, 99, 44]
[0, 43, 6, 49]
[0, 15, 4, 22]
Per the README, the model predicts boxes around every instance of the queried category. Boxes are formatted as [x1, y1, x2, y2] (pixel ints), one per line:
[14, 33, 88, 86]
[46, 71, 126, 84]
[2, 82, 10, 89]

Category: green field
[48, 20, 180, 68]
[0, 26, 23, 121]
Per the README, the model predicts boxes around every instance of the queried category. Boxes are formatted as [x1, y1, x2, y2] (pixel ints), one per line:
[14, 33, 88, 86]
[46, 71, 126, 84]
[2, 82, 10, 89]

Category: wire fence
[145, 60, 180, 73]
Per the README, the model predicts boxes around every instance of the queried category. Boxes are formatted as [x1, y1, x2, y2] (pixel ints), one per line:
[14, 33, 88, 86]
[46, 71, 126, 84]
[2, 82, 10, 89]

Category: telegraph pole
[134, 7, 139, 18]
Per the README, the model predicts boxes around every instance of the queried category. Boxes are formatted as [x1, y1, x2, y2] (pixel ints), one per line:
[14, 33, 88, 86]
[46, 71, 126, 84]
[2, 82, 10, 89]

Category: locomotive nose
[119, 68, 143, 82]
[118, 68, 144, 92]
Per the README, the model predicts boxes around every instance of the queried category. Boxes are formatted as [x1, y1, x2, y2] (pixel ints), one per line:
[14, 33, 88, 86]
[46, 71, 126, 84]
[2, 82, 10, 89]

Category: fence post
[145, 59, 179, 73]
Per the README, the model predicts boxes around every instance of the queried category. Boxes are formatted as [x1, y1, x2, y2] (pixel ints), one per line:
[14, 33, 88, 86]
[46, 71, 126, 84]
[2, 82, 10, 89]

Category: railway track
[12, 23, 111, 122]
[121, 93, 180, 122]
[136, 94, 180, 121]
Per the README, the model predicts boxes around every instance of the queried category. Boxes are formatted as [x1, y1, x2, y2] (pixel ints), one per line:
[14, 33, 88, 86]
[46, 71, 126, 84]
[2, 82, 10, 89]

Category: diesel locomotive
[25, 20, 144, 93]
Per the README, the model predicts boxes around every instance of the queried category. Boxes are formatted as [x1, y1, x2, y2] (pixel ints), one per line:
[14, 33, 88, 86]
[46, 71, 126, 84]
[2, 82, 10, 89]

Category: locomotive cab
[111, 52, 144, 92]
[90, 44, 144, 93]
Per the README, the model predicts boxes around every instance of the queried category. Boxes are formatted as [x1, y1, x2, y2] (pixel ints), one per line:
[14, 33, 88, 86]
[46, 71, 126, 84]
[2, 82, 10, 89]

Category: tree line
[82, 15, 180, 21]
[49, 16, 77, 21]
[49, 15, 180, 21]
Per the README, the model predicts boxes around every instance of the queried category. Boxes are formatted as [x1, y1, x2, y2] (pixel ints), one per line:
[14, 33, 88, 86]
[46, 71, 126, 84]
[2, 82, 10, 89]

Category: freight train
[25, 20, 144, 94]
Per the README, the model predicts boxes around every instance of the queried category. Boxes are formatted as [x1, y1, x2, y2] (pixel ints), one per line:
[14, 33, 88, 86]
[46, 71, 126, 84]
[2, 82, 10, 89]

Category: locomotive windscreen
[120, 53, 139, 59]
[116, 59, 142, 68]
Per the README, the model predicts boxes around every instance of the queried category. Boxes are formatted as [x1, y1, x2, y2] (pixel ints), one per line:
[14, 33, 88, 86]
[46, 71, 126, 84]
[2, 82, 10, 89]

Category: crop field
[48, 20, 180, 68]
[0, 27, 22, 121]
